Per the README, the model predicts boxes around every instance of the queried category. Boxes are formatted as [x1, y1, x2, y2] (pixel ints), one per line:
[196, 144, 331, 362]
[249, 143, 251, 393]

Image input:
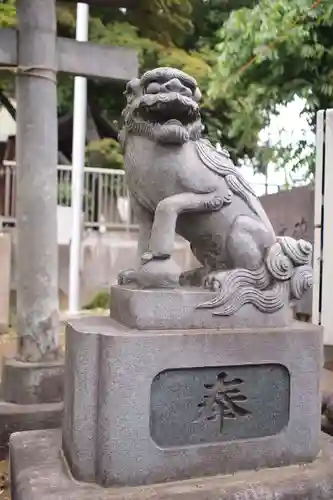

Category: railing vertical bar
[110, 170, 115, 222]
[98, 171, 104, 224]
[91, 171, 97, 227]
[12, 168, 16, 217]
[83, 168, 88, 223]
[4, 165, 11, 216]
[116, 173, 121, 223]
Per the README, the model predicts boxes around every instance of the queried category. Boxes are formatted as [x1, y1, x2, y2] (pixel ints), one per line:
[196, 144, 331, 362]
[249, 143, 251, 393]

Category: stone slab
[63, 316, 322, 487]
[2, 357, 64, 404]
[9, 429, 333, 500]
[0, 399, 63, 460]
[110, 285, 293, 330]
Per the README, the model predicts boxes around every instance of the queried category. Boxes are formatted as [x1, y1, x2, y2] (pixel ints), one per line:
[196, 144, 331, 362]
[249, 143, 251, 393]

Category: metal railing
[0, 161, 138, 230]
[0, 160, 16, 225]
[57, 164, 138, 230]
[1, 160, 287, 230]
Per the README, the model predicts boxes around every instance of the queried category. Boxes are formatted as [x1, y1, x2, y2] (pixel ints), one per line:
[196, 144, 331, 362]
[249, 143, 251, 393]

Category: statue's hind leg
[227, 215, 275, 270]
[204, 215, 274, 292]
[199, 216, 291, 314]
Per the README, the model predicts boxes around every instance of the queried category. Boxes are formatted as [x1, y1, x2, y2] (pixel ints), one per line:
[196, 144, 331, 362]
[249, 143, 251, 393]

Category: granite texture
[117, 67, 313, 318]
[62, 316, 322, 487]
[110, 285, 292, 329]
[2, 357, 64, 404]
[10, 429, 333, 500]
[0, 399, 63, 459]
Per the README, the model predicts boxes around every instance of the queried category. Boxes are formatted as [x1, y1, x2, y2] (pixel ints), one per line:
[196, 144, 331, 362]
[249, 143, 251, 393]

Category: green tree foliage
[0, 0, 15, 27]
[86, 138, 123, 169]
[211, 0, 333, 175]
[0, 0, 259, 170]
[0, 0, 16, 94]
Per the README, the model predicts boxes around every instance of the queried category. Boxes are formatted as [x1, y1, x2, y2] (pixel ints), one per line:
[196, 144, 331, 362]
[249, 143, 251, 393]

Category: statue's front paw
[139, 258, 180, 288]
[118, 269, 136, 285]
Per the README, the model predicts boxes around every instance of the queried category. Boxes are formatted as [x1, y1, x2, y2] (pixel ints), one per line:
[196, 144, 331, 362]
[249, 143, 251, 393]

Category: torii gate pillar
[15, 0, 60, 362]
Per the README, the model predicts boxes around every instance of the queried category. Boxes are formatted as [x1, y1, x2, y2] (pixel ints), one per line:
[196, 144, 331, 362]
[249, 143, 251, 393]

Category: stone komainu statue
[117, 67, 312, 316]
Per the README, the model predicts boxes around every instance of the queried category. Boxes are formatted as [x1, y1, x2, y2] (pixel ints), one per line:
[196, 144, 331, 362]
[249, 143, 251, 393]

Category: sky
[0, 97, 16, 142]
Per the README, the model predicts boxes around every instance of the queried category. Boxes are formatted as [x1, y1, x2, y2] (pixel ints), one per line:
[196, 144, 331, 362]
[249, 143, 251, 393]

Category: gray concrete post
[15, 0, 60, 361]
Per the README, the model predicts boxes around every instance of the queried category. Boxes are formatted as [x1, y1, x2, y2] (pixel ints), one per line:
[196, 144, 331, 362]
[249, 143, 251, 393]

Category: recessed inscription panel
[150, 364, 290, 447]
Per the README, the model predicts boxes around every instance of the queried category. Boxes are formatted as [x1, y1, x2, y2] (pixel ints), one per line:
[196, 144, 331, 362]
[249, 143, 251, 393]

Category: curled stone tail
[290, 264, 312, 299]
[212, 282, 288, 316]
[197, 266, 288, 315]
[197, 267, 270, 309]
[197, 236, 313, 316]
[267, 236, 313, 301]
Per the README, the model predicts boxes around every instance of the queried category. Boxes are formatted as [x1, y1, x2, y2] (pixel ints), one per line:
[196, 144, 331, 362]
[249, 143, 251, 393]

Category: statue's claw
[118, 259, 180, 289]
[118, 269, 136, 285]
[203, 272, 224, 291]
[179, 267, 207, 287]
[139, 258, 180, 288]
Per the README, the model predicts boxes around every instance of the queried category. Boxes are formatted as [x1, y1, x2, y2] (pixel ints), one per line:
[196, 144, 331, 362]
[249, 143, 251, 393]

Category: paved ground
[0, 460, 9, 499]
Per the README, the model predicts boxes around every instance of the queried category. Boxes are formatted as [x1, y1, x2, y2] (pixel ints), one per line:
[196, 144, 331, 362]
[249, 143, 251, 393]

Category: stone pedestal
[10, 429, 333, 500]
[110, 285, 292, 329]
[2, 357, 64, 404]
[9, 285, 325, 499]
[0, 357, 64, 457]
[62, 289, 322, 487]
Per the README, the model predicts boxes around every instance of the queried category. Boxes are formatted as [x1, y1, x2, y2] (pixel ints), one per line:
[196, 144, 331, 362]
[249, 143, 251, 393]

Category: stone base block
[0, 399, 63, 459]
[110, 285, 293, 329]
[63, 316, 322, 487]
[9, 430, 333, 500]
[2, 357, 64, 405]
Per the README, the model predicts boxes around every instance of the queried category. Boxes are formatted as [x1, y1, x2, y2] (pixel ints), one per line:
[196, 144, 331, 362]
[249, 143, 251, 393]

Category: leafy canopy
[0, 0, 261, 169]
[210, 0, 333, 176]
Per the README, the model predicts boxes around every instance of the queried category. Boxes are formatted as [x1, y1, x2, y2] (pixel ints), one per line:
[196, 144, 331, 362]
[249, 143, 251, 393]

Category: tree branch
[88, 86, 119, 141]
[0, 90, 16, 121]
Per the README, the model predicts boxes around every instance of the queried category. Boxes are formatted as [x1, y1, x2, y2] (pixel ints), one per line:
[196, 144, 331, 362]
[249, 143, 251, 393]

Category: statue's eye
[146, 82, 160, 94]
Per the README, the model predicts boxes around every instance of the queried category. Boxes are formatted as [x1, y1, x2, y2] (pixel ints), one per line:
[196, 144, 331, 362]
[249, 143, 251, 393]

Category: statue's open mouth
[136, 92, 199, 126]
